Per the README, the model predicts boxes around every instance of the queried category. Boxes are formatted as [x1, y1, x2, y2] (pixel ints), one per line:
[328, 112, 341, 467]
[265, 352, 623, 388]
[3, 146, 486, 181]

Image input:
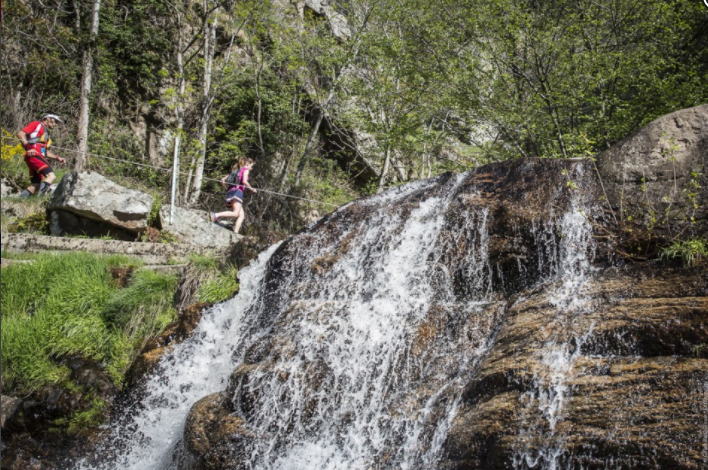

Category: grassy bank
[1, 252, 178, 394]
[1, 250, 241, 436]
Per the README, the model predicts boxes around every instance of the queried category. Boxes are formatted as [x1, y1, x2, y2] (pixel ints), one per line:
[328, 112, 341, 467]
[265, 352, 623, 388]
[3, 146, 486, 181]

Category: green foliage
[301, 155, 358, 206]
[101, 269, 177, 335]
[183, 254, 240, 304]
[1, 129, 32, 189]
[188, 253, 220, 270]
[148, 195, 163, 227]
[195, 264, 240, 304]
[8, 212, 49, 234]
[3, 0, 706, 233]
[97, 0, 175, 99]
[156, 230, 180, 244]
[88, 119, 171, 190]
[692, 343, 708, 357]
[67, 397, 107, 435]
[0, 252, 179, 397]
[659, 238, 708, 267]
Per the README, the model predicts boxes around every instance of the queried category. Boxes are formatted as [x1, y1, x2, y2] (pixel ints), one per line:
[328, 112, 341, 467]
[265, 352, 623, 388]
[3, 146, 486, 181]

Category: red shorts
[24, 154, 53, 184]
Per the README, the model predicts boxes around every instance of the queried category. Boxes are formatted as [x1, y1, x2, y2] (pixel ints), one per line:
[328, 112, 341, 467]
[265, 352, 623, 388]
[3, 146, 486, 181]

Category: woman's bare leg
[215, 201, 242, 219]
[234, 209, 245, 234]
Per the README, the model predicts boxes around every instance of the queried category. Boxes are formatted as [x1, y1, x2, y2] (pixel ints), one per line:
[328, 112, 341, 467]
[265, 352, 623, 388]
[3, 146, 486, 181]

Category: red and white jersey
[22, 121, 51, 156]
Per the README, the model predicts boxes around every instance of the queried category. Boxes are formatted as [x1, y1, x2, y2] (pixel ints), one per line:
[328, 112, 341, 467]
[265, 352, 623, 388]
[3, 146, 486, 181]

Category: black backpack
[226, 169, 241, 186]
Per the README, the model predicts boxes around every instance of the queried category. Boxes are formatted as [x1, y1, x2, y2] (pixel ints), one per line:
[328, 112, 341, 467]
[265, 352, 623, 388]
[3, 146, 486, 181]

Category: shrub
[8, 212, 49, 234]
[1, 129, 31, 189]
[659, 238, 708, 267]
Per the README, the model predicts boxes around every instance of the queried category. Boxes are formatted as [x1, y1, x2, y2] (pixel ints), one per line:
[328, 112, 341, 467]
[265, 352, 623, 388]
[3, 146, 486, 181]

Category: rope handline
[1, 136, 339, 208]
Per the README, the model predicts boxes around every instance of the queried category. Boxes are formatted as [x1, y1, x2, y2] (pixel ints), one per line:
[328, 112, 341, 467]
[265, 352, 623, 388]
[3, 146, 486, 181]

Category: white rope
[1, 136, 340, 208]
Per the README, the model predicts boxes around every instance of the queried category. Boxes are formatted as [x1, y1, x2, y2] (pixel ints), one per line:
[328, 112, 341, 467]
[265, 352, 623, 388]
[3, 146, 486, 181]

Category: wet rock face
[443, 264, 708, 470]
[222, 227, 287, 269]
[125, 302, 211, 390]
[182, 161, 604, 468]
[181, 106, 706, 469]
[1, 356, 118, 470]
[182, 392, 253, 470]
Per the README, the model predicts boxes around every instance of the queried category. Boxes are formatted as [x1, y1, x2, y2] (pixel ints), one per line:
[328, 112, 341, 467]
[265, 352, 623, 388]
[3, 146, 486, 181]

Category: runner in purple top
[210, 157, 257, 235]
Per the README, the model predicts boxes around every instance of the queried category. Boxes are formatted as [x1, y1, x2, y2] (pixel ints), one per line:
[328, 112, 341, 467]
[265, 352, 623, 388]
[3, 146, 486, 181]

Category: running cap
[42, 113, 63, 123]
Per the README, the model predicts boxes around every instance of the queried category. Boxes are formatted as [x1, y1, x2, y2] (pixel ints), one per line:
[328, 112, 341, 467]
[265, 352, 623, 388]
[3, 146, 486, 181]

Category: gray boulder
[595, 104, 708, 241]
[159, 205, 241, 247]
[48, 171, 154, 236]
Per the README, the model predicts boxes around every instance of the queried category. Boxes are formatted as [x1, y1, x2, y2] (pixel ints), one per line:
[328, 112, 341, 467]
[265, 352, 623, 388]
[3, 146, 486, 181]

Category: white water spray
[79, 172, 598, 470]
[513, 198, 596, 470]
[78, 244, 281, 470]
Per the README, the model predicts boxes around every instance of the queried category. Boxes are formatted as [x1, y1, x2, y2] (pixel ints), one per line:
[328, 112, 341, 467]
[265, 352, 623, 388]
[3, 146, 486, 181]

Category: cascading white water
[78, 244, 281, 470]
[239, 173, 498, 469]
[78, 173, 505, 470]
[512, 198, 596, 470]
[80, 171, 599, 470]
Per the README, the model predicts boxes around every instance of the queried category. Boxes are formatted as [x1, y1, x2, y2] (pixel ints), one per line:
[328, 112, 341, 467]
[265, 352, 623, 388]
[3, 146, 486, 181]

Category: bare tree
[75, 0, 101, 171]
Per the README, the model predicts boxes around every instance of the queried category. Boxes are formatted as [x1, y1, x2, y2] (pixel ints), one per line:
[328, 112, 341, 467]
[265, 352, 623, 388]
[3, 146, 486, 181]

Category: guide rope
[1, 136, 339, 208]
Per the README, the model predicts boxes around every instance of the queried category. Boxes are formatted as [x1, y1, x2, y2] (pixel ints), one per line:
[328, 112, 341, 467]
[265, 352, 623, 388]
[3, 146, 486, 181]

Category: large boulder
[48, 171, 154, 236]
[182, 392, 253, 470]
[159, 205, 241, 247]
[595, 104, 708, 244]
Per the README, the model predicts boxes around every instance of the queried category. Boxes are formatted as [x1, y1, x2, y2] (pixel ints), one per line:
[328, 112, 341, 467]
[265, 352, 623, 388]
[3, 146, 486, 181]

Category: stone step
[1, 232, 230, 265]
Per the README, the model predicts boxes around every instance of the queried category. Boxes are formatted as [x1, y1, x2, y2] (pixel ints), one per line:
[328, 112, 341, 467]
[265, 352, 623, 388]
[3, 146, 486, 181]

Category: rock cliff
[175, 106, 706, 469]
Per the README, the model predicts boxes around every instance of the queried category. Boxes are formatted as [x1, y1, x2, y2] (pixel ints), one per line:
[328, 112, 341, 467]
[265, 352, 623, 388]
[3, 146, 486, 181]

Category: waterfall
[512, 198, 596, 470]
[80, 170, 599, 470]
[78, 244, 281, 470]
[235, 173, 497, 469]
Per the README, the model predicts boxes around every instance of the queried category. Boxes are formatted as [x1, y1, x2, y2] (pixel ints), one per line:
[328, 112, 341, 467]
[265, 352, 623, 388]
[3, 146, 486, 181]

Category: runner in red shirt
[16, 114, 67, 197]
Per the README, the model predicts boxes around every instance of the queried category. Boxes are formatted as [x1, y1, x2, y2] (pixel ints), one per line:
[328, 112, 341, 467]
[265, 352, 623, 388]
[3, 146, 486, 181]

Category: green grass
[178, 254, 239, 306]
[1, 250, 46, 260]
[102, 269, 178, 338]
[188, 253, 220, 270]
[1, 195, 50, 214]
[188, 253, 239, 303]
[195, 264, 239, 303]
[0, 252, 177, 394]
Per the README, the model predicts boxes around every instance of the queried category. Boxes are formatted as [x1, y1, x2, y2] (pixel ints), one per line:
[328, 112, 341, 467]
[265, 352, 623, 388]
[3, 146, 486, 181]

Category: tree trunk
[255, 58, 265, 158]
[75, 0, 101, 172]
[377, 145, 391, 193]
[294, 111, 324, 187]
[294, 90, 335, 187]
[169, 10, 187, 224]
[187, 7, 217, 205]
